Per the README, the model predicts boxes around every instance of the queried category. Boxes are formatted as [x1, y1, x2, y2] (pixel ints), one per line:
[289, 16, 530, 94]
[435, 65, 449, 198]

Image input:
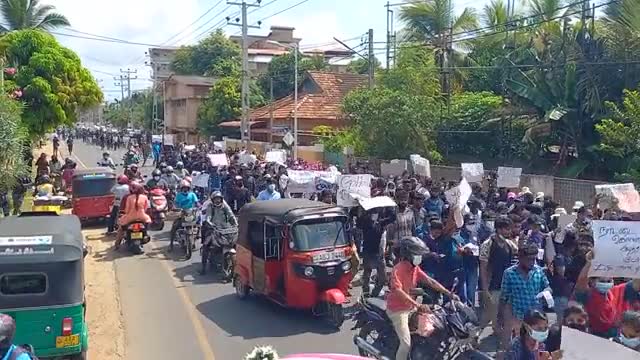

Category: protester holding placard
[385, 190, 416, 258]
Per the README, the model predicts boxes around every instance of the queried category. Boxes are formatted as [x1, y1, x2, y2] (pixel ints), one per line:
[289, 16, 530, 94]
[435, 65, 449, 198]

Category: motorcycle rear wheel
[222, 253, 235, 281]
[357, 323, 390, 358]
[185, 235, 192, 260]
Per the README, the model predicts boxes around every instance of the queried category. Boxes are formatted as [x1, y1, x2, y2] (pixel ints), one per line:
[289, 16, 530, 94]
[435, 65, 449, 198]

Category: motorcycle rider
[200, 191, 237, 275]
[34, 175, 54, 197]
[175, 161, 189, 179]
[0, 314, 36, 359]
[98, 152, 116, 169]
[146, 169, 167, 189]
[170, 180, 200, 251]
[387, 237, 460, 360]
[116, 181, 151, 249]
[161, 166, 181, 192]
[108, 175, 130, 234]
[125, 164, 142, 182]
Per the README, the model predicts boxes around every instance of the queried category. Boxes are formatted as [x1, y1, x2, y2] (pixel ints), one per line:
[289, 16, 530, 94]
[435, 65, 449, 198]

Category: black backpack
[8, 346, 38, 360]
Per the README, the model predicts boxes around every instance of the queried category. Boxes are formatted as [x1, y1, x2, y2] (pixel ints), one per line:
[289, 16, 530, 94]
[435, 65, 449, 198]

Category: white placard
[213, 141, 225, 150]
[357, 196, 397, 211]
[184, 145, 196, 151]
[461, 163, 484, 183]
[192, 173, 209, 188]
[337, 174, 373, 207]
[557, 214, 576, 230]
[381, 160, 407, 177]
[497, 166, 522, 188]
[265, 150, 287, 164]
[596, 183, 640, 213]
[590, 220, 640, 278]
[151, 135, 162, 143]
[207, 153, 229, 167]
[239, 153, 256, 164]
[164, 134, 175, 145]
[287, 170, 317, 194]
[409, 155, 431, 177]
[444, 178, 472, 228]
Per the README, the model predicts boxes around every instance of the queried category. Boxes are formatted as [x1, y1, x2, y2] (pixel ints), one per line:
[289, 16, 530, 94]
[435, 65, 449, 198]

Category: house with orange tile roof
[220, 70, 367, 146]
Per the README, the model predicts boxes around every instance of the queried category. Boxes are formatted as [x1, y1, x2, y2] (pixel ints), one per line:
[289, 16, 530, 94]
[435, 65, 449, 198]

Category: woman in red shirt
[386, 237, 458, 360]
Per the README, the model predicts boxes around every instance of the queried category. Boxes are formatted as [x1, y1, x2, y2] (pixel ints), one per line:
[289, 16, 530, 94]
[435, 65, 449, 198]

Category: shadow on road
[196, 294, 342, 340]
[171, 261, 228, 285]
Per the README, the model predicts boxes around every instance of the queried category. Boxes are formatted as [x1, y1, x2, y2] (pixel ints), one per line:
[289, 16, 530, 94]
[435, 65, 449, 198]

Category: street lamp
[267, 40, 299, 159]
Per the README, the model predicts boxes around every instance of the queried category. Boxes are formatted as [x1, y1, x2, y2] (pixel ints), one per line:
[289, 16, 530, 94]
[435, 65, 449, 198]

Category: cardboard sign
[381, 160, 407, 177]
[207, 153, 229, 167]
[184, 145, 196, 151]
[337, 174, 372, 207]
[287, 170, 318, 194]
[192, 173, 209, 188]
[461, 163, 484, 183]
[444, 178, 472, 228]
[409, 155, 431, 177]
[238, 153, 256, 164]
[265, 150, 287, 164]
[589, 220, 640, 278]
[557, 214, 577, 230]
[596, 183, 640, 213]
[357, 196, 397, 211]
[213, 141, 225, 150]
[497, 166, 522, 188]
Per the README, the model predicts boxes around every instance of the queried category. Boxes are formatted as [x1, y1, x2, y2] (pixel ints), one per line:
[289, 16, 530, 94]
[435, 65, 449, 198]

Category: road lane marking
[74, 142, 216, 360]
[150, 239, 217, 360]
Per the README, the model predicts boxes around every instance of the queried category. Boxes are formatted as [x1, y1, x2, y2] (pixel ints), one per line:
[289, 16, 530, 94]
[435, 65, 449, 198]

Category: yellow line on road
[74, 144, 216, 360]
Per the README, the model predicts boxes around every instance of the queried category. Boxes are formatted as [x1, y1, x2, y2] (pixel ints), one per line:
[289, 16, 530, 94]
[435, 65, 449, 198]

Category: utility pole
[120, 68, 138, 99]
[385, 2, 394, 69]
[269, 77, 274, 144]
[368, 29, 374, 88]
[113, 75, 126, 104]
[228, 1, 260, 149]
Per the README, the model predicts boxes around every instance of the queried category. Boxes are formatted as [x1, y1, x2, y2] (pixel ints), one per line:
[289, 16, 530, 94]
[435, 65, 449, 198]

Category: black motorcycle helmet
[394, 236, 429, 262]
[0, 314, 16, 350]
[151, 169, 161, 177]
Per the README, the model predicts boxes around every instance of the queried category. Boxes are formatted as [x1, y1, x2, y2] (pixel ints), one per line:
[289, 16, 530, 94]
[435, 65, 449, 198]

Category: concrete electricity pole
[228, 1, 260, 149]
[368, 29, 374, 88]
[120, 68, 138, 98]
[113, 75, 126, 105]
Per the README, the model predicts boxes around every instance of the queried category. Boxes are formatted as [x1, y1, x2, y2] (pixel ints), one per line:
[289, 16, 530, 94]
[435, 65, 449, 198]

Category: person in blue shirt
[0, 314, 34, 360]
[423, 219, 465, 299]
[207, 166, 222, 193]
[458, 214, 480, 307]
[256, 179, 281, 201]
[170, 180, 200, 250]
[423, 186, 444, 219]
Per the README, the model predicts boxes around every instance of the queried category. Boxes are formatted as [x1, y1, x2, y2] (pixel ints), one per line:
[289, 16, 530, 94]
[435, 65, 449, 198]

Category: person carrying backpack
[0, 314, 37, 359]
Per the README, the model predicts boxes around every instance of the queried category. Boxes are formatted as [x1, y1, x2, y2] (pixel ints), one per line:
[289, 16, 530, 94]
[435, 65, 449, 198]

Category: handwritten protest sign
[444, 178, 472, 228]
[192, 173, 209, 188]
[213, 141, 225, 150]
[590, 220, 640, 278]
[265, 150, 287, 164]
[461, 163, 484, 183]
[207, 153, 229, 167]
[596, 183, 640, 213]
[497, 166, 522, 188]
[287, 170, 318, 194]
[357, 196, 396, 211]
[381, 160, 407, 177]
[238, 153, 256, 164]
[409, 155, 431, 177]
[337, 174, 372, 207]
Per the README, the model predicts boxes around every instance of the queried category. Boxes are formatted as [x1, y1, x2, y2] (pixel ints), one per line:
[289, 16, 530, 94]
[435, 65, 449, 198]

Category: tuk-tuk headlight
[304, 266, 314, 277]
[341, 261, 351, 272]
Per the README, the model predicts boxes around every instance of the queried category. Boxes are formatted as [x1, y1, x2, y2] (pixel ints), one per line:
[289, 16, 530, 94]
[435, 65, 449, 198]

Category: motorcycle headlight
[341, 261, 351, 272]
[304, 266, 314, 277]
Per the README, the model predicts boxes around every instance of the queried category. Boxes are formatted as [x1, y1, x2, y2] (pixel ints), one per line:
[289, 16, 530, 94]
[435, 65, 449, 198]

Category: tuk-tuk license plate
[313, 250, 345, 263]
[56, 334, 80, 348]
[131, 232, 143, 239]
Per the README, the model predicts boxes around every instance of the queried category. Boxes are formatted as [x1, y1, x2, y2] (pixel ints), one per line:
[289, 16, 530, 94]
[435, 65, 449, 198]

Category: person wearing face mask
[357, 207, 394, 297]
[563, 304, 589, 333]
[424, 186, 444, 219]
[228, 175, 252, 213]
[506, 309, 562, 360]
[386, 190, 415, 263]
[170, 180, 200, 250]
[146, 169, 167, 189]
[457, 213, 480, 306]
[499, 243, 552, 355]
[613, 311, 640, 351]
[574, 250, 619, 338]
[386, 237, 459, 360]
[256, 179, 281, 201]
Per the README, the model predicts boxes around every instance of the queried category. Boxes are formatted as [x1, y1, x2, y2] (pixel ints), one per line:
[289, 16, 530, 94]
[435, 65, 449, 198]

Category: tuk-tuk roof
[73, 167, 116, 179]
[239, 199, 346, 224]
[0, 214, 84, 263]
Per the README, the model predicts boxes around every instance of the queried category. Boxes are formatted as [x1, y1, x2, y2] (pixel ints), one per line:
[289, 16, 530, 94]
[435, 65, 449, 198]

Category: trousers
[386, 309, 411, 360]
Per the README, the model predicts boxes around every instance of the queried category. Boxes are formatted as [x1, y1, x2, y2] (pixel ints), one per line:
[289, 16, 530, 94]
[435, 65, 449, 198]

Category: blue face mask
[529, 328, 549, 343]
[595, 281, 613, 294]
[619, 334, 640, 348]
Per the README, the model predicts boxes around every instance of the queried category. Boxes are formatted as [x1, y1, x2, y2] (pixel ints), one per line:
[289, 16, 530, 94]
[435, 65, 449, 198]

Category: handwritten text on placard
[590, 220, 640, 278]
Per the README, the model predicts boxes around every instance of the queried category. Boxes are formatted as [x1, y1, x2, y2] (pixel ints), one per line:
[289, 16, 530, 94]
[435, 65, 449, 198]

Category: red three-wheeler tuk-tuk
[233, 199, 354, 328]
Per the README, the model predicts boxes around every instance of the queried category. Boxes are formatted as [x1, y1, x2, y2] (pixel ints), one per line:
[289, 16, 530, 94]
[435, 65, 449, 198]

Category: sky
[49, 0, 485, 101]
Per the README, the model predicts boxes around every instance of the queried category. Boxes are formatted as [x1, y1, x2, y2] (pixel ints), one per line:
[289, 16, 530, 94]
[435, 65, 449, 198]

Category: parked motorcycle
[352, 289, 491, 360]
[147, 187, 168, 231]
[174, 208, 199, 259]
[124, 221, 151, 255]
[201, 222, 237, 281]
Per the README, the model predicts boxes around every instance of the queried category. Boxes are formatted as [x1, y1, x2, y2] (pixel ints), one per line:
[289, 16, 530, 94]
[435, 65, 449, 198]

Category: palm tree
[0, 0, 69, 32]
[482, 0, 510, 29]
[399, 0, 478, 44]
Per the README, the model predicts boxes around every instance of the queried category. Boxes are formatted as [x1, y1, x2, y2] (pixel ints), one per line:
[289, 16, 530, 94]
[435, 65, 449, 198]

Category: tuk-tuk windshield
[73, 178, 114, 197]
[291, 217, 347, 251]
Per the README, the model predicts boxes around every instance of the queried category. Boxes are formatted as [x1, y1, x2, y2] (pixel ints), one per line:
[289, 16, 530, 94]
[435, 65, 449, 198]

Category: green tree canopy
[0, 0, 69, 32]
[257, 51, 328, 100]
[0, 95, 27, 191]
[0, 30, 103, 137]
[171, 29, 241, 77]
[346, 57, 381, 75]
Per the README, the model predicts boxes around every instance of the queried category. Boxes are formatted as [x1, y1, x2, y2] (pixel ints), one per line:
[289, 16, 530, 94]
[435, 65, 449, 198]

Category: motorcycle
[352, 289, 491, 360]
[147, 187, 168, 231]
[174, 208, 199, 259]
[124, 221, 151, 254]
[201, 222, 238, 281]
[122, 151, 140, 167]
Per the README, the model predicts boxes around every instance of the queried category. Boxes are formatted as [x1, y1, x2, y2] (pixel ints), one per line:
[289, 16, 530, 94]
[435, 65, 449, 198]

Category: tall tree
[0, 95, 27, 191]
[0, 0, 69, 32]
[257, 50, 328, 100]
[171, 29, 241, 77]
[399, 0, 478, 43]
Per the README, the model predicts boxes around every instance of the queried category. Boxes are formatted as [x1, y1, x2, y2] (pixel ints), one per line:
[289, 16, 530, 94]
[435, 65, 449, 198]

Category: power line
[50, 31, 165, 47]
[256, 0, 313, 23]
[161, 0, 225, 45]
[176, 5, 236, 45]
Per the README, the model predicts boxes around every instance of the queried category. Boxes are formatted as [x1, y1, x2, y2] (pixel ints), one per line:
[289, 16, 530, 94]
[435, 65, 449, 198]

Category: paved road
[71, 141, 359, 360]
